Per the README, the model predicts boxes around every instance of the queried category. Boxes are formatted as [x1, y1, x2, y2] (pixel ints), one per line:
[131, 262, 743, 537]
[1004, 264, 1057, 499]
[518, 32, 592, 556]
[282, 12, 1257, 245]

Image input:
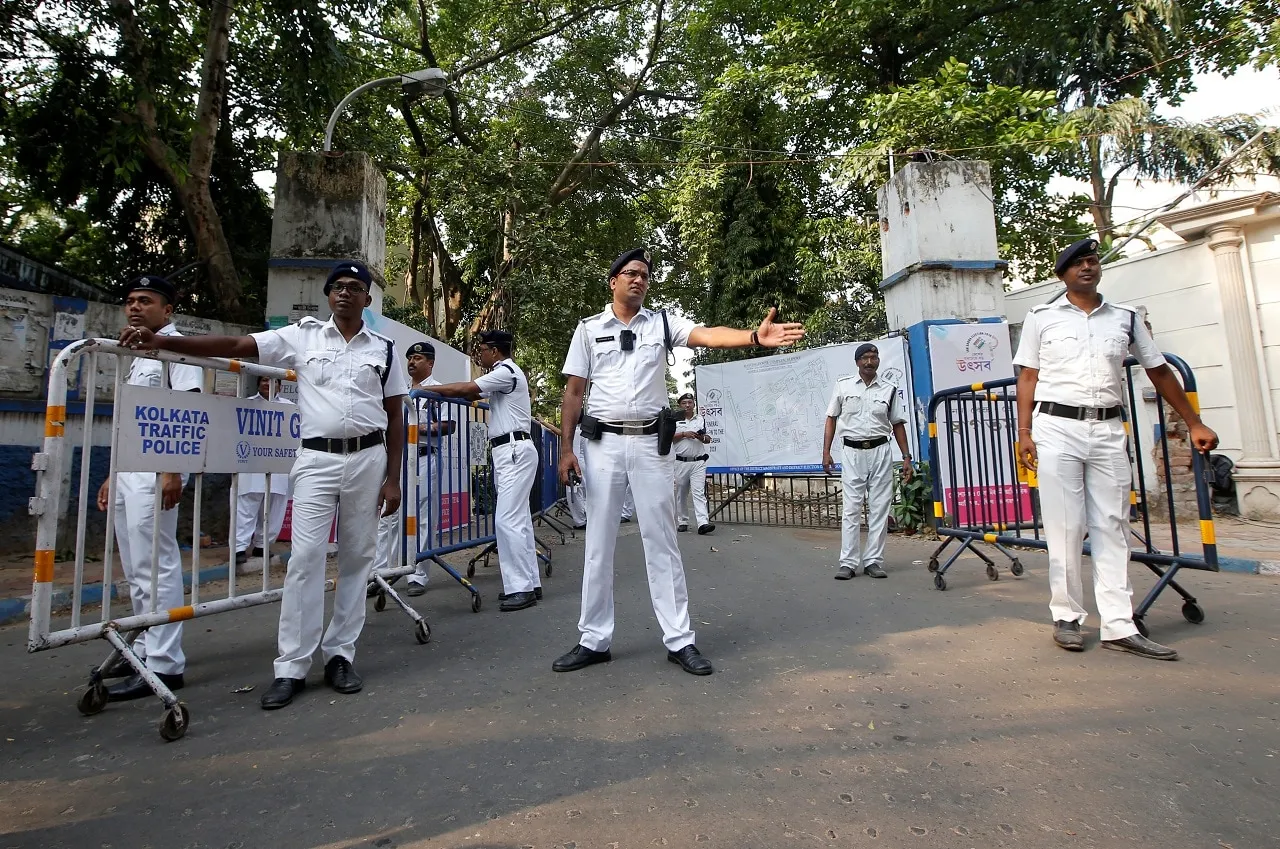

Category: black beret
[678, 392, 695, 402]
[477, 329, 513, 347]
[608, 248, 652, 279]
[406, 341, 435, 359]
[1054, 238, 1100, 277]
[324, 260, 373, 294]
[855, 343, 878, 360]
[124, 275, 177, 304]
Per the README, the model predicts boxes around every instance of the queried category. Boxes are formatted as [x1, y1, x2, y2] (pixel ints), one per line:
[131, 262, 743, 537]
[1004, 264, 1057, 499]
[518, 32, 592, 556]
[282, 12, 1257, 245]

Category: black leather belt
[599, 421, 659, 436]
[843, 435, 889, 449]
[1036, 401, 1123, 421]
[676, 454, 709, 462]
[490, 430, 530, 447]
[301, 431, 383, 454]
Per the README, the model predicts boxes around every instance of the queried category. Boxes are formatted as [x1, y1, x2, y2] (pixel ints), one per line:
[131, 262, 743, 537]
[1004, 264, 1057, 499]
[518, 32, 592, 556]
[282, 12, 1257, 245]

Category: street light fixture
[323, 68, 449, 153]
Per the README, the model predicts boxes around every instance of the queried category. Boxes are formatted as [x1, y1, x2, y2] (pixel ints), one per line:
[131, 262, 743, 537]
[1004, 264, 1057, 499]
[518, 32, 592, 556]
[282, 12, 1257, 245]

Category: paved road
[1, 525, 1277, 849]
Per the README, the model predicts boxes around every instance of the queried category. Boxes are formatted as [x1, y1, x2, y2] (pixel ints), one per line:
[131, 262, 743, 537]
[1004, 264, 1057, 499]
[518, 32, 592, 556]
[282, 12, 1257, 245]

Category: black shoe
[1102, 633, 1179, 661]
[260, 677, 305, 710]
[678, 524, 689, 532]
[98, 655, 135, 678]
[324, 656, 363, 693]
[1053, 620, 1084, 651]
[552, 644, 611, 672]
[251, 546, 265, 557]
[498, 587, 544, 601]
[668, 645, 714, 675]
[499, 590, 538, 611]
[863, 564, 887, 579]
[572, 523, 587, 530]
[234, 550, 248, 565]
[406, 583, 427, 597]
[697, 523, 715, 535]
[621, 516, 632, 523]
[106, 671, 184, 702]
[834, 565, 855, 580]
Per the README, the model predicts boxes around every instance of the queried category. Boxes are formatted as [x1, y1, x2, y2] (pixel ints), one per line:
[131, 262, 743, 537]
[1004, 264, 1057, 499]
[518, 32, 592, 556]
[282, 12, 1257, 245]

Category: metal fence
[707, 473, 843, 528]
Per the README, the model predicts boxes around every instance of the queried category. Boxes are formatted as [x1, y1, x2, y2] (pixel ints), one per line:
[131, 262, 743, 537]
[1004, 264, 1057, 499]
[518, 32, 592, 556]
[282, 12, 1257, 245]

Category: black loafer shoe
[106, 671, 184, 702]
[668, 645, 714, 675]
[834, 566, 855, 580]
[499, 590, 538, 611]
[261, 677, 305, 710]
[234, 550, 248, 565]
[863, 564, 887, 579]
[552, 644, 611, 672]
[324, 656, 363, 693]
[678, 524, 689, 532]
[406, 583, 427, 597]
[252, 547, 265, 557]
[1102, 633, 1179, 661]
[1053, 620, 1084, 651]
[697, 523, 715, 535]
[620, 516, 632, 523]
[498, 587, 544, 602]
[572, 523, 587, 530]
[98, 655, 136, 678]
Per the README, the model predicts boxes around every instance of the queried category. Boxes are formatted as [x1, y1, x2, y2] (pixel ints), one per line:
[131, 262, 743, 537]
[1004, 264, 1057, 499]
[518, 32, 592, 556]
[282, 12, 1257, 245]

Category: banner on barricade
[116, 385, 301, 473]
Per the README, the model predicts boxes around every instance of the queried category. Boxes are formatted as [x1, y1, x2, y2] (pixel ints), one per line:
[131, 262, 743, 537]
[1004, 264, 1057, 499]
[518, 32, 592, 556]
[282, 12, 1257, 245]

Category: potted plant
[891, 460, 932, 535]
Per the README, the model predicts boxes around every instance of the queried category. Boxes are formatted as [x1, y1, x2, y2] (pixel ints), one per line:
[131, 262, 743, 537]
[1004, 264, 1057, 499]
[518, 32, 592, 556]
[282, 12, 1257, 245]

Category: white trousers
[620, 486, 634, 520]
[674, 458, 709, 527]
[233, 491, 288, 553]
[275, 445, 384, 679]
[114, 472, 186, 675]
[492, 439, 541, 594]
[578, 433, 694, 652]
[1033, 414, 1138, 641]
[566, 431, 588, 526]
[839, 442, 894, 572]
[373, 452, 438, 586]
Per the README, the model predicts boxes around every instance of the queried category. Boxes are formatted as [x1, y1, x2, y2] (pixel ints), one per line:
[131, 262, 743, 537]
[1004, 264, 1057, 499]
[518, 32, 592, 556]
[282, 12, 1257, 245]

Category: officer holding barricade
[822, 343, 913, 581]
[119, 260, 407, 708]
[554, 247, 805, 676]
[96, 275, 203, 701]
[233, 376, 292, 566]
[429, 329, 543, 611]
[1014, 238, 1217, 660]
[673, 392, 714, 534]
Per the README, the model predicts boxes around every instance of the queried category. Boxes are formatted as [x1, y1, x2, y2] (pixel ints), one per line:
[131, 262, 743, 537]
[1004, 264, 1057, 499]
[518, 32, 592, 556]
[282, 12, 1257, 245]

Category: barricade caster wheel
[1010, 560, 1024, 577]
[985, 564, 999, 581]
[1134, 617, 1150, 638]
[466, 563, 476, 579]
[927, 558, 938, 573]
[471, 593, 482, 613]
[374, 591, 387, 612]
[544, 561, 553, 578]
[415, 620, 431, 644]
[159, 703, 190, 742]
[77, 681, 109, 716]
[1182, 602, 1205, 624]
[933, 573, 947, 591]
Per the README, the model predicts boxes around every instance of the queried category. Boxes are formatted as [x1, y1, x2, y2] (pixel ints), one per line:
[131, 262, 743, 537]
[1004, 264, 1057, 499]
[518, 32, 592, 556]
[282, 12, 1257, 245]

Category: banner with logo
[115, 385, 300, 474]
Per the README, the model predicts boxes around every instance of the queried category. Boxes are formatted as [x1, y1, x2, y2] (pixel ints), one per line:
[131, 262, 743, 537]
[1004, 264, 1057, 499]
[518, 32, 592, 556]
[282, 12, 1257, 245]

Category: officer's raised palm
[756, 308, 805, 348]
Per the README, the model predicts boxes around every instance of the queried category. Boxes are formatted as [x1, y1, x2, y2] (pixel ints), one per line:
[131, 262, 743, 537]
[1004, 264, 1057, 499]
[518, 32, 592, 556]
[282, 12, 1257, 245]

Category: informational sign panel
[696, 337, 916, 474]
[115, 385, 300, 474]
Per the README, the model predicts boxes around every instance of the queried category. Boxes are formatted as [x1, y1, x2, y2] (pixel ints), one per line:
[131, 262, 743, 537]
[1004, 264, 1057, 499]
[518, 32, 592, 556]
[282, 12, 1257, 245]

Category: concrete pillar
[265, 151, 388, 331]
[1206, 223, 1280, 518]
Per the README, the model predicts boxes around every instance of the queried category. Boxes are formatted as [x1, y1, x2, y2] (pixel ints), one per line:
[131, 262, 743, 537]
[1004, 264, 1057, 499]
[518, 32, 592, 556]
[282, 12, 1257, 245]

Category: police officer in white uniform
[822, 343, 913, 580]
[555, 248, 805, 675]
[1015, 238, 1217, 660]
[673, 392, 714, 534]
[96, 275, 202, 701]
[121, 260, 407, 708]
[430, 329, 542, 611]
[233, 376, 293, 565]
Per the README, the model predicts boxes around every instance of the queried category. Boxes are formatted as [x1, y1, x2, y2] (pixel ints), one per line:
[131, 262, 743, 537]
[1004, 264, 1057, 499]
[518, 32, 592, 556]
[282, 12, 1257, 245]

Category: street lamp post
[323, 68, 449, 153]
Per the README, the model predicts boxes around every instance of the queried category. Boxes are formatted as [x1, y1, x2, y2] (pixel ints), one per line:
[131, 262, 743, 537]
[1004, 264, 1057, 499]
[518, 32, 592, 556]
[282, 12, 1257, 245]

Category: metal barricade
[29, 338, 301, 741]
[925, 353, 1218, 636]
[707, 474, 842, 528]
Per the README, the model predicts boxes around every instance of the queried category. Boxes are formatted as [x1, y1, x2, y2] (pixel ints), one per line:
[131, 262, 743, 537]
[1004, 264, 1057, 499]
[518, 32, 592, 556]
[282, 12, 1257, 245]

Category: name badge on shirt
[595, 335, 615, 343]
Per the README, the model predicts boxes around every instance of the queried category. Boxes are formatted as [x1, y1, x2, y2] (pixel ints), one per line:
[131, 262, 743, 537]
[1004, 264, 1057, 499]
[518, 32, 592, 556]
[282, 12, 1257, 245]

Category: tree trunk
[1086, 137, 1113, 239]
[407, 196, 423, 307]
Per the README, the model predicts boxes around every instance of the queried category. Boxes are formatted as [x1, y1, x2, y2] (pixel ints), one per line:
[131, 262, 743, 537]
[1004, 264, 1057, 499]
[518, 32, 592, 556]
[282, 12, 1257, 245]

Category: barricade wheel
[471, 593, 482, 612]
[466, 563, 476, 579]
[77, 682, 109, 716]
[544, 561, 553, 578]
[1182, 602, 1205, 624]
[415, 620, 431, 644]
[159, 703, 190, 742]
[1134, 617, 1150, 638]
[933, 573, 947, 591]
[927, 558, 938, 573]
[985, 564, 999, 581]
[1010, 560, 1025, 577]
[374, 591, 387, 612]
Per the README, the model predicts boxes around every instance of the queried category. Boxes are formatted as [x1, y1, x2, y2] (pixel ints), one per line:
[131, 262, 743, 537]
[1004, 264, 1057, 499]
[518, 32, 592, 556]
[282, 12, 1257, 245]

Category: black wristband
[751, 330, 761, 347]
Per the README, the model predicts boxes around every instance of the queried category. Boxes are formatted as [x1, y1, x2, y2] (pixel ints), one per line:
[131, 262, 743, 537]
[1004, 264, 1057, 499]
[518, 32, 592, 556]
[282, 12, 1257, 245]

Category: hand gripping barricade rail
[364, 391, 556, 624]
[924, 352, 1219, 637]
[29, 338, 314, 741]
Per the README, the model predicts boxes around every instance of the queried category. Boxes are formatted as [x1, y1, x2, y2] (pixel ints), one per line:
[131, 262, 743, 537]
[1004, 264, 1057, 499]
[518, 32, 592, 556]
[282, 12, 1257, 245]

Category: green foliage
[891, 460, 933, 533]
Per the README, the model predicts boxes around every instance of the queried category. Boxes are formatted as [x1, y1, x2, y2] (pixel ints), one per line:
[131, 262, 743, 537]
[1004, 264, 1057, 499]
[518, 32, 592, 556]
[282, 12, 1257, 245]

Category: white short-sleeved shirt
[250, 317, 408, 440]
[127, 323, 203, 392]
[675, 414, 708, 458]
[475, 358, 532, 437]
[562, 305, 698, 420]
[1012, 298, 1165, 408]
[826, 375, 906, 440]
[411, 375, 445, 446]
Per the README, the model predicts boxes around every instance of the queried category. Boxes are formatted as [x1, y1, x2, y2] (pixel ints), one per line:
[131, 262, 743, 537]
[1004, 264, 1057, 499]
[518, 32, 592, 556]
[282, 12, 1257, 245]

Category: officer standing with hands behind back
[1014, 238, 1217, 660]
[555, 248, 804, 676]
